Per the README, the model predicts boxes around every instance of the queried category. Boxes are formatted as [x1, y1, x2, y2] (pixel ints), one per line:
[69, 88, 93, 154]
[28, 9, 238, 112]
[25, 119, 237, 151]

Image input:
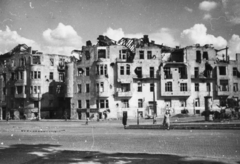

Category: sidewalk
[126, 116, 240, 130]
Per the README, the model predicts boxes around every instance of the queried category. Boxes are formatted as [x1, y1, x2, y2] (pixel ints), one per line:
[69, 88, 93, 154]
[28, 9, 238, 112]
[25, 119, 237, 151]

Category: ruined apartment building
[161, 44, 240, 115]
[68, 35, 163, 119]
[0, 44, 71, 120]
[70, 36, 240, 120]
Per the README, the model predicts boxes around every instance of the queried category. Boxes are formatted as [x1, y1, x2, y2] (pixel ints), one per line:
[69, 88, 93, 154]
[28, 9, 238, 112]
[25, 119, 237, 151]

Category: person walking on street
[163, 110, 171, 130]
[122, 112, 127, 129]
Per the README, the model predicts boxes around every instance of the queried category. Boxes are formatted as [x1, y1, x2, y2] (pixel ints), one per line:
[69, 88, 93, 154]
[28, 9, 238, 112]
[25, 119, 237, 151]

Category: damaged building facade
[69, 35, 240, 120]
[0, 35, 240, 120]
[0, 44, 71, 120]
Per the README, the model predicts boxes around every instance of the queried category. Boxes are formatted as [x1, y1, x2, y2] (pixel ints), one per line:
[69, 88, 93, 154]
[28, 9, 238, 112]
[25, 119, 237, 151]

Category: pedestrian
[6, 112, 10, 122]
[64, 111, 68, 121]
[153, 113, 157, 124]
[122, 112, 127, 129]
[163, 110, 171, 130]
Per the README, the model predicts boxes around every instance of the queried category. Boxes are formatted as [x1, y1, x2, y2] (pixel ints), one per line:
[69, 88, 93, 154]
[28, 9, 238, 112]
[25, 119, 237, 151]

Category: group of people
[122, 109, 171, 130]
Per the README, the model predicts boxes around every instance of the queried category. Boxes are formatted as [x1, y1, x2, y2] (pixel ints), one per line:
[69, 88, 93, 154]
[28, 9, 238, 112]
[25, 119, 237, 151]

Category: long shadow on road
[0, 144, 238, 164]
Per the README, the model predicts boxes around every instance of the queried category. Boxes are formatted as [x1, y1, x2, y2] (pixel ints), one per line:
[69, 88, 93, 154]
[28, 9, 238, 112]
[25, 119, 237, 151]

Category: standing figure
[64, 110, 68, 121]
[122, 112, 127, 129]
[163, 110, 171, 130]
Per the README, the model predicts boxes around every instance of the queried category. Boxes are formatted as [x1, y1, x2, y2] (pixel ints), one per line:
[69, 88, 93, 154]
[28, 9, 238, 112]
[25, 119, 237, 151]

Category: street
[0, 120, 240, 164]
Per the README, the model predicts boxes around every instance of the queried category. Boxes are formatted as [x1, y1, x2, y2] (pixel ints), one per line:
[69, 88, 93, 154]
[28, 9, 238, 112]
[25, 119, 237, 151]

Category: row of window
[77, 99, 192, 109]
[77, 84, 90, 93]
[165, 82, 188, 92]
[139, 50, 153, 59]
[77, 99, 109, 109]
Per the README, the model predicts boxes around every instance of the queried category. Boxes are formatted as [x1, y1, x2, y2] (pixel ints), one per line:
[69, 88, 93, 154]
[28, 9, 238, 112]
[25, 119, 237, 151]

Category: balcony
[97, 91, 109, 97]
[191, 74, 214, 80]
[15, 93, 27, 98]
[116, 91, 132, 98]
[132, 74, 158, 79]
[116, 58, 127, 63]
[30, 93, 42, 101]
[217, 85, 230, 96]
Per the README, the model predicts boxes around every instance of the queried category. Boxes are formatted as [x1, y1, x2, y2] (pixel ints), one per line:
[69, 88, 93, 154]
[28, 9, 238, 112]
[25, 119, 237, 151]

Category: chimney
[28, 47, 32, 53]
[143, 35, 149, 44]
[86, 40, 92, 46]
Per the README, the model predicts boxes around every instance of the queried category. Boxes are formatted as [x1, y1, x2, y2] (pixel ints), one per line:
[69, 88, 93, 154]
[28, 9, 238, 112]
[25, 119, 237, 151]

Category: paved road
[0, 121, 239, 164]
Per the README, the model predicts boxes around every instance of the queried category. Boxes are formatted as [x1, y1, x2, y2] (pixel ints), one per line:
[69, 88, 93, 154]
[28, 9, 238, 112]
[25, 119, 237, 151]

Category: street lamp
[37, 89, 41, 120]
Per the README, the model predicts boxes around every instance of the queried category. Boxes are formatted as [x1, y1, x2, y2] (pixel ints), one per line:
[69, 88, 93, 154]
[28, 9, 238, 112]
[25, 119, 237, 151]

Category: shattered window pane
[32, 56, 41, 64]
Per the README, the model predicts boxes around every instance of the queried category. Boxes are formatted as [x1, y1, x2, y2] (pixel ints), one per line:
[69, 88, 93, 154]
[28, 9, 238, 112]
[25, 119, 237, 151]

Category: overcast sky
[0, 0, 240, 59]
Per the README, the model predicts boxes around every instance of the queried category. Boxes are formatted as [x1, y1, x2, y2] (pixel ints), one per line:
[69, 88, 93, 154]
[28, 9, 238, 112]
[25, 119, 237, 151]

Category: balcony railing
[15, 93, 27, 98]
[116, 91, 132, 97]
[132, 74, 158, 79]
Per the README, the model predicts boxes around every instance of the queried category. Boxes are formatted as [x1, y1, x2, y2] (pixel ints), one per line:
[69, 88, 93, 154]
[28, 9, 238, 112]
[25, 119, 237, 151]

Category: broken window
[30, 71, 33, 79]
[34, 86, 37, 94]
[138, 99, 143, 108]
[180, 99, 186, 107]
[19, 71, 23, 80]
[165, 82, 172, 92]
[233, 67, 237, 76]
[78, 68, 84, 76]
[195, 83, 199, 91]
[196, 50, 201, 63]
[233, 83, 238, 92]
[32, 56, 41, 64]
[139, 51, 144, 59]
[137, 82, 142, 92]
[120, 66, 124, 75]
[126, 64, 130, 75]
[86, 67, 90, 76]
[204, 62, 213, 78]
[59, 58, 65, 66]
[85, 51, 90, 60]
[86, 100, 90, 108]
[78, 100, 82, 108]
[150, 83, 154, 92]
[206, 83, 211, 92]
[121, 99, 129, 108]
[49, 72, 53, 80]
[147, 51, 152, 59]
[100, 82, 104, 92]
[38, 71, 41, 79]
[59, 73, 64, 82]
[16, 86, 23, 94]
[219, 66, 226, 75]
[98, 49, 106, 59]
[195, 98, 200, 107]
[78, 84, 82, 93]
[219, 80, 229, 91]
[50, 58, 54, 66]
[164, 67, 172, 79]
[86, 84, 90, 93]
[34, 71, 37, 79]
[179, 67, 187, 79]
[134, 67, 142, 78]
[100, 65, 104, 75]
[104, 65, 107, 75]
[203, 51, 209, 60]
[194, 67, 199, 78]
[150, 67, 154, 78]
[121, 83, 130, 92]
[180, 83, 187, 92]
